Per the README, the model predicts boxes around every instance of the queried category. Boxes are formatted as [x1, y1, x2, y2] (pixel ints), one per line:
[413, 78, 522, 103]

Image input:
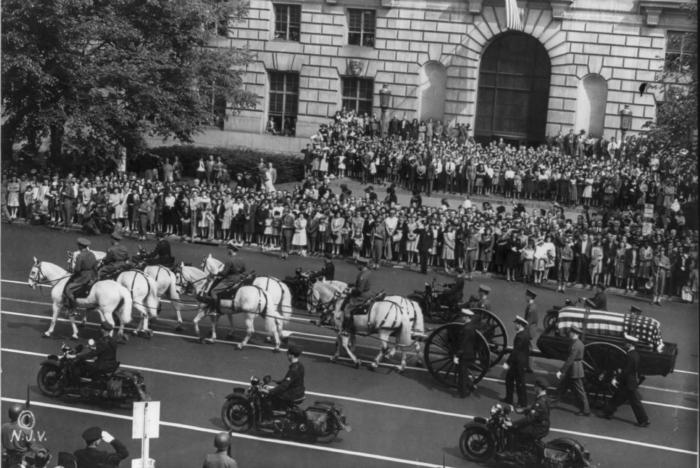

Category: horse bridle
[30, 263, 69, 286]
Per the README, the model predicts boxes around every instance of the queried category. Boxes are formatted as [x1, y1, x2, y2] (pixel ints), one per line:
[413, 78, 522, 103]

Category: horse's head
[28, 257, 43, 289]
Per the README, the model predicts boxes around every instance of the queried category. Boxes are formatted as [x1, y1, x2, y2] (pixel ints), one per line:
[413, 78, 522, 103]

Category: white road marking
[3, 300, 698, 400]
[4, 344, 700, 456]
[0, 397, 457, 468]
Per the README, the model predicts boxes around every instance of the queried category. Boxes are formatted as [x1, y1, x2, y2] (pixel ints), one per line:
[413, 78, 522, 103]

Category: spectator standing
[202, 432, 238, 468]
[74, 426, 128, 468]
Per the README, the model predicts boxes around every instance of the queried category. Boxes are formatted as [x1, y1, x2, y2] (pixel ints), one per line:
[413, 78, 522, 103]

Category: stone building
[200, 0, 695, 149]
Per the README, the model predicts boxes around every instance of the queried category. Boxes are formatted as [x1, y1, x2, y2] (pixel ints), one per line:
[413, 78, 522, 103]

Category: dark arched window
[475, 32, 551, 145]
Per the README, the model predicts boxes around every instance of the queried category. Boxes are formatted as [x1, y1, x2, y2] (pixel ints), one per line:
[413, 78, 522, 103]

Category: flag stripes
[505, 0, 522, 31]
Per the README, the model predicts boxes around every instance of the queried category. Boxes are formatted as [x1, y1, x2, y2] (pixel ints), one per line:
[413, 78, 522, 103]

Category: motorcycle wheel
[547, 438, 589, 468]
[37, 365, 64, 397]
[459, 426, 495, 462]
[315, 416, 340, 444]
[221, 396, 253, 432]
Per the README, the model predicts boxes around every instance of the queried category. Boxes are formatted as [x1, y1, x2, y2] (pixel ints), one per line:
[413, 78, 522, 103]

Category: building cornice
[639, 0, 689, 26]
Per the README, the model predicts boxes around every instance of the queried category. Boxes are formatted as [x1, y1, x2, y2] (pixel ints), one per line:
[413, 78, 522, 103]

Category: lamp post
[619, 104, 633, 142]
[379, 84, 392, 137]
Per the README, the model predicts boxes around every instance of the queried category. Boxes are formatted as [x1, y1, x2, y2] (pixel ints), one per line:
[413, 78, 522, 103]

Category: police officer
[73, 426, 128, 468]
[506, 378, 551, 449]
[602, 333, 650, 427]
[98, 233, 129, 280]
[202, 432, 238, 468]
[524, 289, 539, 372]
[262, 344, 306, 419]
[466, 284, 491, 310]
[2, 404, 33, 466]
[208, 243, 246, 306]
[74, 322, 119, 381]
[438, 269, 465, 310]
[502, 316, 530, 408]
[453, 308, 477, 397]
[144, 231, 175, 268]
[556, 325, 590, 416]
[583, 283, 607, 310]
[64, 238, 98, 310]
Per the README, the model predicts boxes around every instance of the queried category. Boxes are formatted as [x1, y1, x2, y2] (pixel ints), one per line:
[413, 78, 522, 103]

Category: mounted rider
[466, 284, 492, 310]
[63, 238, 98, 310]
[342, 260, 373, 316]
[98, 233, 130, 280]
[206, 243, 247, 309]
[142, 231, 175, 268]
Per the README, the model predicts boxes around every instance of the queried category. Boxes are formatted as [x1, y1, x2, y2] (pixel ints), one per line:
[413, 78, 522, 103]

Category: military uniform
[144, 238, 175, 268]
[586, 290, 607, 310]
[504, 326, 530, 406]
[210, 256, 247, 304]
[438, 275, 464, 309]
[1, 421, 32, 466]
[603, 348, 649, 425]
[511, 392, 550, 443]
[268, 361, 305, 412]
[64, 242, 98, 308]
[317, 261, 335, 281]
[346, 267, 372, 312]
[74, 439, 128, 468]
[203, 451, 239, 468]
[99, 243, 130, 280]
[558, 335, 590, 415]
[76, 334, 119, 379]
[456, 319, 478, 397]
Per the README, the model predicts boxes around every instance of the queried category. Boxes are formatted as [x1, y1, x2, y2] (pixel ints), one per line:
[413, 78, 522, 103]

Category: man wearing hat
[143, 230, 175, 268]
[453, 309, 478, 397]
[63, 238, 98, 310]
[342, 260, 373, 316]
[207, 243, 246, 309]
[2, 403, 34, 466]
[98, 232, 130, 280]
[466, 284, 491, 311]
[74, 321, 119, 383]
[601, 333, 650, 427]
[314, 254, 335, 282]
[261, 344, 306, 424]
[437, 269, 466, 314]
[555, 325, 590, 416]
[74, 425, 128, 468]
[501, 316, 531, 408]
[505, 378, 551, 451]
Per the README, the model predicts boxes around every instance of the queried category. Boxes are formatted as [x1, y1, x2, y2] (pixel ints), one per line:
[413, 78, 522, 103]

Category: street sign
[132, 401, 160, 439]
[131, 458, 155, 468]
[643, 203, 654, 219]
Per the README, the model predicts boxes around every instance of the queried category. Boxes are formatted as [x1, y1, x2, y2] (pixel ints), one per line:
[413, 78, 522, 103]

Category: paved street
[1, 223, 697, 467]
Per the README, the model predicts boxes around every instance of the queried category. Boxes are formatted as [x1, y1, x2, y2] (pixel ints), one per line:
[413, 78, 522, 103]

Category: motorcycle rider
[98, 233, 130, 280]
[143, 231, 175, 268]
[74, 322, 119, 382]
[261, 344, 306, 424]
[63, 238, 98, 310]
[207, 243, 246, 307]
[504, 378, 551, 452]
[2, 404, 34, 466]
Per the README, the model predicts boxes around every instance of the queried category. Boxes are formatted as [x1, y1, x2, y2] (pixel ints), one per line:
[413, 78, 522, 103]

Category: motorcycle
[37, 342, 148, 406]
[459, 403, 591, 468]
[221, 375, 351, 443]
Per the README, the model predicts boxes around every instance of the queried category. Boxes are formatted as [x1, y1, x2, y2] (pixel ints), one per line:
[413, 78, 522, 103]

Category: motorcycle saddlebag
[305, 406, 331, 433]
[107, 378, 123, 398]
[542, 447, 570, 468]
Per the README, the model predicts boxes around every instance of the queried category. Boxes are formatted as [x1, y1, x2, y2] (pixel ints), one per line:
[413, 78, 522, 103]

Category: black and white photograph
[1, 0, 698, 467]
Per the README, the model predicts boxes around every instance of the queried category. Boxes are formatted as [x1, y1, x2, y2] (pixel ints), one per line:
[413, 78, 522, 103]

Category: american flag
[505, 0, 522, 31]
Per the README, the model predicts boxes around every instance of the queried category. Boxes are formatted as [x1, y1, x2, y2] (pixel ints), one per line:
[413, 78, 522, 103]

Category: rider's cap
[514, 316, 528, 327]
[569, 325, 583, 335]
[110, 232, 123, 241]
[630, 305, 642, 314]
[534, 378, 549, 389]
[77, 237, 91, 247]
[478, 285, 491, 293]
[623, 332, 639, 343]
[100, 321, 114, 331]
[82, 426, 102, 444]
[287, 344, 303, 357]
[460, 308, 474, 317]
[526, 289, 536, 298]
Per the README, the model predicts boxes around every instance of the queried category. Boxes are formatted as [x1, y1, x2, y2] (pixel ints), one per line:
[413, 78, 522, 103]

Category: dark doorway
[474, 32, 551, 145]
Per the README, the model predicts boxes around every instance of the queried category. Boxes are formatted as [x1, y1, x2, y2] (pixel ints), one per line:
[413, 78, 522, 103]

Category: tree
[1, 0, 258, 165]
[643, 4, 697, 157]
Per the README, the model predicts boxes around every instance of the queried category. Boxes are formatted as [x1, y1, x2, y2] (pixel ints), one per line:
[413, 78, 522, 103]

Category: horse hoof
[225, 333, 235, 340]
[415, 361, 424, 368]
[205, 338, 215, 344]
[175, 324, 184, 332]
[273, 347, 280, 353]
[145, 331, 153, 339]
[398, 366, 406, 374]
[198, 338, 206, 344]
[236, 343, 243, 350]
[42, 332, 51, 339]
[329, 356, 337, 363]
[70, 334, 79, 341]
[354, 361, 360, 369]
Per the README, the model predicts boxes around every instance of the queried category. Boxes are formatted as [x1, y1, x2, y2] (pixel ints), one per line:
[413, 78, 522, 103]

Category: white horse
[28, 258, 133, 340]
[68, 249, 160, 337]
[143, 265, 184, 330]
[307, 280, 348, 315]
[323, 294, 425, 372]
[176, 264, 291, 350]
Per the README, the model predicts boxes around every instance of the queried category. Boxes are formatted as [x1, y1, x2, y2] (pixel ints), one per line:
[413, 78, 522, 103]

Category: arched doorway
[418, 61, 447, 122]
[474, 32, 551, 145]
[574, 74, 608, 138]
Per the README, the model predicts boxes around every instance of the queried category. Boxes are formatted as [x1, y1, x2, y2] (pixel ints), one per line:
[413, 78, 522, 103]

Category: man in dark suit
[556, 325, 590, 416]
[143, 231, 174, 267]
[502, 316, 530, 408]
[453, 308, 478, 397]
[74, 426, 128, 468]
[574, 233, 592, 286]
[602, 333, 650, 427]
[416, 220, 434, 274]
[524, 289, 539, 372]
[584, 283, 608, 310]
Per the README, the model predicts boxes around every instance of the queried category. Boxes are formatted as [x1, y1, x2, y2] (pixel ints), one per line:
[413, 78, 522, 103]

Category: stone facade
[210, 0, 694, 145]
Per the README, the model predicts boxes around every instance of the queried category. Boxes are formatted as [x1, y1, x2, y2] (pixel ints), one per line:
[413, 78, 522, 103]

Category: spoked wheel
[459, 425, 495, 462]
[470, 309, 508, 366]
[221, 395, 253, 432]
[37, 365, 64, 397]
[543, 310, 559, 333]
[583, 342, 627, 405]
[423, 323, 491, 388]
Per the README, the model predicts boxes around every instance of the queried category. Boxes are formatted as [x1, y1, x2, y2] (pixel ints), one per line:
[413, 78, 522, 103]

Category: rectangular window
[664, 30, 695, 74]
[348, 9, 375, 47]
[274, 4, 301, 41]
[341, 77, 373, 116]
[268, 71, 299, 136]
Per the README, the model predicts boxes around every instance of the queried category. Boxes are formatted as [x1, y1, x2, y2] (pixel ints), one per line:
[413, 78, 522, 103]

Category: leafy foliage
[148, 146, 304, 184]
[1, 0, 257, 162]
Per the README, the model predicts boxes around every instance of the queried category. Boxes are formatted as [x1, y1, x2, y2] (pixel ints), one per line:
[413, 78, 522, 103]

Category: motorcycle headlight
[490, 404, 501, 416]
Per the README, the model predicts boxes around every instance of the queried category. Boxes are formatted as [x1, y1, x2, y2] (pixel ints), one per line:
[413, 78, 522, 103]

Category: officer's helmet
[8, 403, 23, 421]
[214, 432, 231, 450]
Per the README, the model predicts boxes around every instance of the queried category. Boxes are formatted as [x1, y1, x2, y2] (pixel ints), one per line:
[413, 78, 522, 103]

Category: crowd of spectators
[2, 109, 698, 304]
